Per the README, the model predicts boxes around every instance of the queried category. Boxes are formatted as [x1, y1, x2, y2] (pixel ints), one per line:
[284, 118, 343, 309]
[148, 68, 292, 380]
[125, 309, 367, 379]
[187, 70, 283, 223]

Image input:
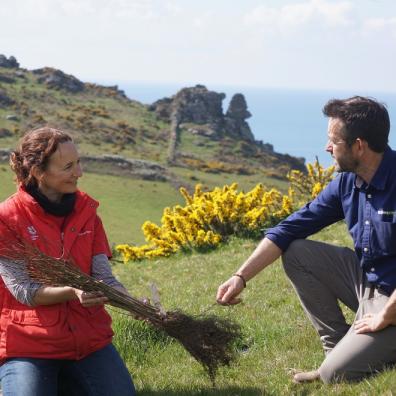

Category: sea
[108, 81, 396, 167]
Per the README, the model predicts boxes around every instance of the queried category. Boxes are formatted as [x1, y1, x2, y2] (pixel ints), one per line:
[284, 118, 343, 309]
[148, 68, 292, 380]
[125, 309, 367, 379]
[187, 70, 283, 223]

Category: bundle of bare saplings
[0, 228, 242, 383]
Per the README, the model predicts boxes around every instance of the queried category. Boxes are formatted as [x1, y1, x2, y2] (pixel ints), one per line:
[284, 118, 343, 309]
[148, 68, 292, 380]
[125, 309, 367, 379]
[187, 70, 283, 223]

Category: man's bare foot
[293, 370, 320, 383]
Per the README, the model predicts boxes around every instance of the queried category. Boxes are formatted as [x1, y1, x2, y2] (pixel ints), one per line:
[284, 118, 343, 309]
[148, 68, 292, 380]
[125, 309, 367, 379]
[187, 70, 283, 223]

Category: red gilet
[0, 187, 114, 361]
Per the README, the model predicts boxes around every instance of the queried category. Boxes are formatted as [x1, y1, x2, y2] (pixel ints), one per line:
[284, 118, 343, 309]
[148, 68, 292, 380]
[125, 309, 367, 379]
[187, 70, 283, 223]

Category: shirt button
[71, 227, 76, 232]
[364, 247, 369, 252]
[367, 194, 372, 199]
[365, 220, 370, 225]
[370, 267, 375, 272]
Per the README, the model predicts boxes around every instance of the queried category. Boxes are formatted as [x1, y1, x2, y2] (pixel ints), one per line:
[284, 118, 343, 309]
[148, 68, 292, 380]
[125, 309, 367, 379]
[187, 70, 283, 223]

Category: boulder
[0, 148, 11, 161]
[14, 70, 26, 79]
[5, 115, 18, 121]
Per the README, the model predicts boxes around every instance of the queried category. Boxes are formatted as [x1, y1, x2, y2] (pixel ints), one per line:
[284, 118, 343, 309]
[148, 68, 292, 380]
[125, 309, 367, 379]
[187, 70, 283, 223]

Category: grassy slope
[0, 66, 305, 182]
[0, 66, 170, 162]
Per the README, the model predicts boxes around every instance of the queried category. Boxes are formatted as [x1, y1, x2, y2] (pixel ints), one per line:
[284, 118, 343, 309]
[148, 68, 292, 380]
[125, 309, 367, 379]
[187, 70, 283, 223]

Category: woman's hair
[10, 127, 72, 187]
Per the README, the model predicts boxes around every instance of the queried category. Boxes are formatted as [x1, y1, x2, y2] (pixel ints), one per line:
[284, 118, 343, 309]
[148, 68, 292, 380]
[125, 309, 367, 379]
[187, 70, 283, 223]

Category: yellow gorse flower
[287, 157, 335, 203]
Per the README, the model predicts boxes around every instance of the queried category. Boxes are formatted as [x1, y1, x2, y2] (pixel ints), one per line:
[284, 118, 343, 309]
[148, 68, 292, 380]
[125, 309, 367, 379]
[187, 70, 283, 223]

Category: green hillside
[0, 59, 305, 188]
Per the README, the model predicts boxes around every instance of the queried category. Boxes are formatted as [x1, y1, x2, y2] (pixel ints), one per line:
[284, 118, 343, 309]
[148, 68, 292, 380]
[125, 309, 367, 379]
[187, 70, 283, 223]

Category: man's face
[325, 118, 358, 173]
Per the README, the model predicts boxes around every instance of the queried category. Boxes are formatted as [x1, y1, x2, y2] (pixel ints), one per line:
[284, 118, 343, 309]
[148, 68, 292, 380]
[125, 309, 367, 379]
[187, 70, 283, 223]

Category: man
[217, 96, 396, 383]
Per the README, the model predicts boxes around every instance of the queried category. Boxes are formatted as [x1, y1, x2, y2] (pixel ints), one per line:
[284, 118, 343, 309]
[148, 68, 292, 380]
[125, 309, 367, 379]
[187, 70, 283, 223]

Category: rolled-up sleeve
[91, 254, 126, 289]
[0, 258, 42, 306]
[265, 176, 345, 251]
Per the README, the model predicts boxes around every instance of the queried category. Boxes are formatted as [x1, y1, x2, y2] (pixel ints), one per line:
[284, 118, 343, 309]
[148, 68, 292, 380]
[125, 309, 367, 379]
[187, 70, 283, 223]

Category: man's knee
[319, 358, 366, 384]
[282, 239, 310, 273]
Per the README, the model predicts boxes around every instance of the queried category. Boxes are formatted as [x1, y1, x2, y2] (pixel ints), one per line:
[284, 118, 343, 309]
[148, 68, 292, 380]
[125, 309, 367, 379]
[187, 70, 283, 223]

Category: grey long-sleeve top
[0, 254, 124, 306]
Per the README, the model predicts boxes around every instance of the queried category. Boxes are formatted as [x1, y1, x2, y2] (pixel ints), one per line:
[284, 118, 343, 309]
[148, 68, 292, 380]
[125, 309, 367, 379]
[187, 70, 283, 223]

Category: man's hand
[216, 276, 245, 305]
[354, 311, 392, 334]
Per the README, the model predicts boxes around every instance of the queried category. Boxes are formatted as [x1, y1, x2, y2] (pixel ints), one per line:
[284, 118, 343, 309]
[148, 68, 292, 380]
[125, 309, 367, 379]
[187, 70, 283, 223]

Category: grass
[77, 172, 183, 245]
[3, 167, 396, 394]
[169, 166, 288, 193]
[111, 225, 396, 395]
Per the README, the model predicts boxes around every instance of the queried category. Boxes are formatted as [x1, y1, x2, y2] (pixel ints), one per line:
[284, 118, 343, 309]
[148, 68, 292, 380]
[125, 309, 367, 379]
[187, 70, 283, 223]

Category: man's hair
[323, 96, 390, 152]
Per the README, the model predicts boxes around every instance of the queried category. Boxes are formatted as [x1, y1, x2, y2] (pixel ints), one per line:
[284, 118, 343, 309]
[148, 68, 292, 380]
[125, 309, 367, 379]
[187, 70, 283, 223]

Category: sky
[1, 0, 396, 92]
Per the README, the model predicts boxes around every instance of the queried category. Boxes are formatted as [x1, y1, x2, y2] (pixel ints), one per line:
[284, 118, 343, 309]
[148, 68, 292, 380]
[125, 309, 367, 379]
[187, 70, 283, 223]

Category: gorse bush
[287, 157, 335, 203]
[117, 160, 335, 262]
[116, 184, 293, 262]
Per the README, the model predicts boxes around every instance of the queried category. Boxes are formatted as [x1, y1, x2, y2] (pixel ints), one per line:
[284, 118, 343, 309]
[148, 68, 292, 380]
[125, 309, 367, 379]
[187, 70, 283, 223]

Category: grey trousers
[282, 239, 396, 383]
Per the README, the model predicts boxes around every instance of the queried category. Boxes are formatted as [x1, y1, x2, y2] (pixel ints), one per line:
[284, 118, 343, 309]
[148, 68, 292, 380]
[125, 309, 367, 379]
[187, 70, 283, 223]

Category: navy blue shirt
[266, 146, 396, 295]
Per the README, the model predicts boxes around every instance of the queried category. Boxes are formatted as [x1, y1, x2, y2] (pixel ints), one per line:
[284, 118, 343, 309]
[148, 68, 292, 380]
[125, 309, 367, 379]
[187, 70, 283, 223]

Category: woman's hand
[73, 289, 109, 308]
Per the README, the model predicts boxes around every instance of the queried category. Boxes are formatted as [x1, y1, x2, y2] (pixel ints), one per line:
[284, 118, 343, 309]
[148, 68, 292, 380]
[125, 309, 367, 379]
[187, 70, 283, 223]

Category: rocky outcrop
[224, 94, 254, 141]
[150, 85, 224, 129]
[0, 128, 12, 138]
[0, 55, 19, 69]
[0, 74, 15, 84]
[149, 97, 173, 120]
[0, 149, 11, 161]
[84, 83, 128, 99]
[33, 67, 85, 93]
[149, 85, 254, 141]
[0, 90, 15, 107]
[82, 154, 170, 181]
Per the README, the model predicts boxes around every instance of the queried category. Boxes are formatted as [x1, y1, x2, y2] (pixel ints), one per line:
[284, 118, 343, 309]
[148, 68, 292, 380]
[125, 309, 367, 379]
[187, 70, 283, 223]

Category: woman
[0, 127, 136, 395]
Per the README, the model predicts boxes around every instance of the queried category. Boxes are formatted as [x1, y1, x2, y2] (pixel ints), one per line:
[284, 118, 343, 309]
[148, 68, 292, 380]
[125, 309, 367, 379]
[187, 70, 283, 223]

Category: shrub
[287, 157, 335, 204]
[116, 159, 335, 263]
[116, 183, 294, 262]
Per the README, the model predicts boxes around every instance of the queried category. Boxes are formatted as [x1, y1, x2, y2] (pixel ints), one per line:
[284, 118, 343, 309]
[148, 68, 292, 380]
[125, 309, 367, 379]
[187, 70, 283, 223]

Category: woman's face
[35, 141, 83, 202]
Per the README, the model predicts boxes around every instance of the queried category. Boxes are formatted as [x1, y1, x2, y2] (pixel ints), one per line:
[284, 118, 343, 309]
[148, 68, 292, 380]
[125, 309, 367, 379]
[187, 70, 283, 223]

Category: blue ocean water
[114, 82, 396, 167]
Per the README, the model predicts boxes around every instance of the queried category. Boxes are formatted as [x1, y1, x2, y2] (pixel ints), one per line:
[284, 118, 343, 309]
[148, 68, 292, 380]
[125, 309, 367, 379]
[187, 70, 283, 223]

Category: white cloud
[363, 16, 396, 37]
[164, 1, 182, 17]
[244, 0, 353, 32]
[0, 0, 165, 20]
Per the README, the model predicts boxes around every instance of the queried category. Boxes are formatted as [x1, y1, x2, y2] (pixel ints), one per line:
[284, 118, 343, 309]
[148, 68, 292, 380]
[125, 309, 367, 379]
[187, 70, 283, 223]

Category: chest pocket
[10, 304, 60, 327]
[68, 229, 94, 274]
[371, 213, 396, 256]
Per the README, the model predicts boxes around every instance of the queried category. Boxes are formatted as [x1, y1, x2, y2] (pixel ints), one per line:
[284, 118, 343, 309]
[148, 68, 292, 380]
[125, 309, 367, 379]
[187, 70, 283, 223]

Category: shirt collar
[367, 146, 392, 191]
[353, 146, 392, 191]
